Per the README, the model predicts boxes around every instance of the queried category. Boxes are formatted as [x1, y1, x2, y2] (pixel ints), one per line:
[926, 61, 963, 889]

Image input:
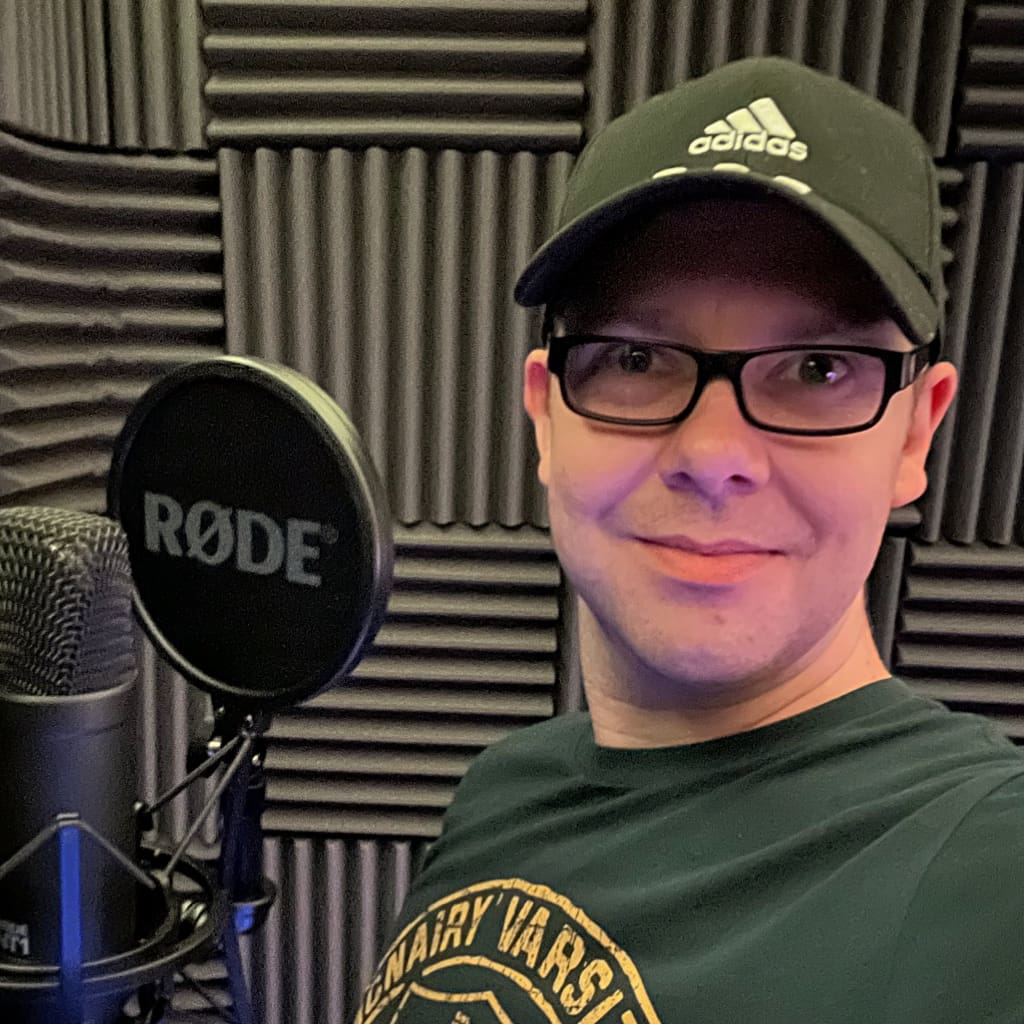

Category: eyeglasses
[544, 332, 939, 437]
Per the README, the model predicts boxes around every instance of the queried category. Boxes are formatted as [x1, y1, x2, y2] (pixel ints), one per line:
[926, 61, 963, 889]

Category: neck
[581, 594, 891, 749]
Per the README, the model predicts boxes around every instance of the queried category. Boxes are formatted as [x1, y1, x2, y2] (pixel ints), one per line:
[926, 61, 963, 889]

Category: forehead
[556, 197, 896, 331]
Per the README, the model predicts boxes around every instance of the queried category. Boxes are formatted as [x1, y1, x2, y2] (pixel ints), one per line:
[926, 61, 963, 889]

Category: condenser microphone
[0, 507, 139, 1024]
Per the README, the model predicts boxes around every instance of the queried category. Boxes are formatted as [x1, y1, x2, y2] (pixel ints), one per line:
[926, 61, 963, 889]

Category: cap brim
[513, 171, 939, 347]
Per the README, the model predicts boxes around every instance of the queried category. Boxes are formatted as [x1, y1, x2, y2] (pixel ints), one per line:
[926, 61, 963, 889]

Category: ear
[890, 361, 959, 509]
[523, 349, 553, 487]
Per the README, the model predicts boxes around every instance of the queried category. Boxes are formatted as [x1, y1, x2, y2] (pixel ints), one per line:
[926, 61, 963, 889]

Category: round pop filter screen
[107, 357, 393, 711]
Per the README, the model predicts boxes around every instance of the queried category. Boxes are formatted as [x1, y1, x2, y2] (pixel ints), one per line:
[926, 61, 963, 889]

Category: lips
[637, 538, 778, 585]
[639, 535, 777, 556]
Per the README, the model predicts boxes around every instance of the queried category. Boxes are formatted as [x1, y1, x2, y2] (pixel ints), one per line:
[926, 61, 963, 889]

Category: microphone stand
[128, 708, 276, 1024]
[212, 709, 276, 1024]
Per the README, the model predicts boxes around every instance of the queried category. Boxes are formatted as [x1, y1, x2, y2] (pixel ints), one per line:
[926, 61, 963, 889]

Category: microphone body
[0, 683, 138, 1023]
[0, 680, 139, 961]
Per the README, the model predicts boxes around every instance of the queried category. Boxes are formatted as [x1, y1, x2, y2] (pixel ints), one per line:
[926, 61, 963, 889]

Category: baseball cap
[514, 56, 946, 353]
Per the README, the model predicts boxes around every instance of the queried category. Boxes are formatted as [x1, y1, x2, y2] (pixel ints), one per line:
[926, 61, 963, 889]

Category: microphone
[0, 506, 228, 1024]
[0, 507, 140, 1024]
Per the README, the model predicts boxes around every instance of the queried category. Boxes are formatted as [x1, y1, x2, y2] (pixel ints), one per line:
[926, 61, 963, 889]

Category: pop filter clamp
[104, 355, 395, 1023]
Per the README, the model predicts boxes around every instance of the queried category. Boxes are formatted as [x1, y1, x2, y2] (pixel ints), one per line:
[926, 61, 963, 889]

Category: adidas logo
[687, 97, 809, 162]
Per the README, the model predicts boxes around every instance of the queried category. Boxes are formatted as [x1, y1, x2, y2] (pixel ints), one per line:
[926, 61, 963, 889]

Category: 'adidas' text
[687, 97, 809, 162]
[688, 132, 808, 161]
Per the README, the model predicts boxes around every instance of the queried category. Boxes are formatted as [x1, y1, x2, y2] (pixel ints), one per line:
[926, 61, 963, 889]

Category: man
[353, 57, 1024, 1024]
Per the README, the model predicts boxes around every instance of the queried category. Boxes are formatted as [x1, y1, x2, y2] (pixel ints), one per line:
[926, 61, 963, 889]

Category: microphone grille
[0, 507, 136, 696]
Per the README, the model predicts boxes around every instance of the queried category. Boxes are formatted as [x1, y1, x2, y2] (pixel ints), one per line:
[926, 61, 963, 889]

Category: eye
[616, 344, 656, 373]
[771, 351, 854, 386]
[574, 342, 660, 375]
[565, 339, 696, 390]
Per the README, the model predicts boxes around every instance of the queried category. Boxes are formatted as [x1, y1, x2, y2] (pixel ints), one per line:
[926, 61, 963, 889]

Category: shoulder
[414, 712, 590, 876]
[431, 712, 590, 832]
[459, 711, 590, 789]
[881, 766, 1024, 1021]
[476, 709, 590, 760]
[881, 681, 1024, 792]
[889, 678, 1024, 760]
[937, 766, 1024, 859]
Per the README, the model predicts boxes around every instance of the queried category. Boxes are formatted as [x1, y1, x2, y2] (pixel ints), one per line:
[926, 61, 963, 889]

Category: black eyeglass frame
[543, 330, 940, 437]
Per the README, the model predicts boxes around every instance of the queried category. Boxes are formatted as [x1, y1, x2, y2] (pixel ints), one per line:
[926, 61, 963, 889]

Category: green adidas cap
[514, 56, 945, 352]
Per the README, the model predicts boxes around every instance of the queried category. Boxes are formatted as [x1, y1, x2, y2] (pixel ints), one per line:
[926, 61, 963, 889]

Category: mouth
[636, 539, 779, 586]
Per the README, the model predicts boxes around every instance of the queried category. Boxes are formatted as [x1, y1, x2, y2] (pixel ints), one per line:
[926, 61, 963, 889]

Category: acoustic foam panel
[201, 0, 588, 151]
[896, 539, 1024, 738]
[919, 162, 1024, 546]
[2, 4, 1023, 1022]
[0, 125, 223, 511]
[957, 2, 1024, 158]
[162, 836, 428, 1023]
[217, 145, 574, 528]
[0, 0, 206, 151]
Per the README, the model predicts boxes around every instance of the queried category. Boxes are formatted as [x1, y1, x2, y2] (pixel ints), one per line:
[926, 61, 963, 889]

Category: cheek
[792, 445, 899, 559]
[547, 439, 646, 527]
[544, 444, 650, 586]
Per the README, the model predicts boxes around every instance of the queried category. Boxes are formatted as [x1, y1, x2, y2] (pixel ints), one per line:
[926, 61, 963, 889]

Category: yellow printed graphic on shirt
[354, 878, 663, 1024]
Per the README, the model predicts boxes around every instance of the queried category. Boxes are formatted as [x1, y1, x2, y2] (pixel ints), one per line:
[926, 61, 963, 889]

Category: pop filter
[107, 356, 393, 713]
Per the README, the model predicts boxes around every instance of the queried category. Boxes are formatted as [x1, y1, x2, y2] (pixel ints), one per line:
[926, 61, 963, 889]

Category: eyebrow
[575, 309, 906, 349]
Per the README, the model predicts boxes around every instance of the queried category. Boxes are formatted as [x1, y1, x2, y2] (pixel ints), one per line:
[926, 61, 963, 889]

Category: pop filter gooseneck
[107, 356, 394, 1022]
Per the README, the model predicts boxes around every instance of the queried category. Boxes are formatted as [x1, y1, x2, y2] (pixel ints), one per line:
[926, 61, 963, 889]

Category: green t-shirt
[354, 676, 1024, 1023]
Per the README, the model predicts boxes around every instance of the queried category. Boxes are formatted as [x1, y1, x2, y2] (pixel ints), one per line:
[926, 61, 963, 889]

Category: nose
[656, 376, 771, 499]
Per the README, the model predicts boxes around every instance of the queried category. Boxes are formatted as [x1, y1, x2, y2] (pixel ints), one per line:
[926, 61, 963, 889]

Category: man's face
[522, 198, 958, 709]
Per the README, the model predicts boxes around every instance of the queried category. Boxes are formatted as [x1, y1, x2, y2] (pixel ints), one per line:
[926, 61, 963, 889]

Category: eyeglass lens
[563, 340, 887, 430]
